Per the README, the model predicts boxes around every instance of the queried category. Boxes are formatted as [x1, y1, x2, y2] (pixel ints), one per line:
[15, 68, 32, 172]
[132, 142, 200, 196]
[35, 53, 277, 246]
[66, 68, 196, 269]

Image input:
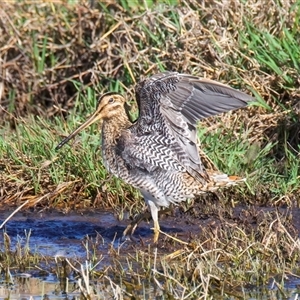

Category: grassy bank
[1, 0, 299, 209]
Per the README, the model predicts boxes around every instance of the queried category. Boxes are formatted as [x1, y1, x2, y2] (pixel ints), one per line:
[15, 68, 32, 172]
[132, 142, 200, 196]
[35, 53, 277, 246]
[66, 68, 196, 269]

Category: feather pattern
[126, 71, 253, 182]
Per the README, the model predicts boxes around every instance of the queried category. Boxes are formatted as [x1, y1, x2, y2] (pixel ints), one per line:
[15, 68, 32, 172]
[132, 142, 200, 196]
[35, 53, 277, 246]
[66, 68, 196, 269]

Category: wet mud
[1, 202, 299, 257]
[1, 202, 300, 299]
[0, 207, 199, 258]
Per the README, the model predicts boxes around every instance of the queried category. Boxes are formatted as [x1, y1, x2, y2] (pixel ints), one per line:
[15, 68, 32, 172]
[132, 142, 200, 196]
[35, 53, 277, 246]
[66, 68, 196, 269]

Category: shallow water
[0, 275, 130, 299]
[0, 274, 300, 300]
[0, 276, 80, 300]
[0, 208, 300, 299]
[1, 211, 119, 258]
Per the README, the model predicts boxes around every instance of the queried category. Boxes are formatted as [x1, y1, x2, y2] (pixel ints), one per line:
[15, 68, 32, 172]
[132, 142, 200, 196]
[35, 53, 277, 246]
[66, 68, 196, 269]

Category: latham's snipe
[56, 72, 253, 242]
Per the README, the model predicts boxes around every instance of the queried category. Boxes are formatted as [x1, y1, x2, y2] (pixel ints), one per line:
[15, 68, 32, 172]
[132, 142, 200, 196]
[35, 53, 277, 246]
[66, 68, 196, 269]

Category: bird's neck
[101, 112, 131, 173]
[101, 112, 132, 145]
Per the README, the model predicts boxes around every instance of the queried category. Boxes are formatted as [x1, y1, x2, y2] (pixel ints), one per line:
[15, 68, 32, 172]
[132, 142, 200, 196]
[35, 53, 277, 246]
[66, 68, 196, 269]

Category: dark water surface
[0, 207, 300, 299]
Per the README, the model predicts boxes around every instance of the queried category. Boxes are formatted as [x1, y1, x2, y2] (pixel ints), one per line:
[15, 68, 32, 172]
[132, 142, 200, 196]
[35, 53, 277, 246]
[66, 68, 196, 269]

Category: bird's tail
[205, 172, 246, 191]
[198, 147, 246, 191]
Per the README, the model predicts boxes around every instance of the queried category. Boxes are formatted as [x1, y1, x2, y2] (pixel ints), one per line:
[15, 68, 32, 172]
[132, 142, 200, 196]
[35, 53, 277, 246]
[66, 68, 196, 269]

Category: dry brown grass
[1, 1, 298, 114]
[1, 0, 299, 149]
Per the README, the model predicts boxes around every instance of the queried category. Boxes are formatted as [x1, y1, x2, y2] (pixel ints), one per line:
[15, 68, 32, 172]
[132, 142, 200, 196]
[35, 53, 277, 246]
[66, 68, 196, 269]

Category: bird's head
[95, 92, 127, 120]
[55, 92, 127, 150]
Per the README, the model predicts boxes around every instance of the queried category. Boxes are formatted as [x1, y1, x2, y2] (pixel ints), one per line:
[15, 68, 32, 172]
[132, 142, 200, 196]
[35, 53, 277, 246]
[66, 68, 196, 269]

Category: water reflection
[0, 275, 299, 300]
[0, 276, 76, 300]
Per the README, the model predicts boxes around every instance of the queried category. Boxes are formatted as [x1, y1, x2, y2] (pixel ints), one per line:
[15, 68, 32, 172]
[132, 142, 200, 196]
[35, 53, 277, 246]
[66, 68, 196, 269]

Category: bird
[56, 71, 253, 242]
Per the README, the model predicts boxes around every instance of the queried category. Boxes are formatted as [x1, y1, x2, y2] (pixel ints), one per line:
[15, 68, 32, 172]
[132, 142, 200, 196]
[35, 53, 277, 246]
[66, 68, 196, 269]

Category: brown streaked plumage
[56, 72, 253, 242]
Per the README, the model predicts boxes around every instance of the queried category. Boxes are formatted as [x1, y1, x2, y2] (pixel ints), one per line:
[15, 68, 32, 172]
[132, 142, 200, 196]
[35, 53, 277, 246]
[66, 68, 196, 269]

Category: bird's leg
[148, 200, 160, 243]
[153, 219, 160, 243]
[123, 203, 171, 241]
[123, 210, 152, 238]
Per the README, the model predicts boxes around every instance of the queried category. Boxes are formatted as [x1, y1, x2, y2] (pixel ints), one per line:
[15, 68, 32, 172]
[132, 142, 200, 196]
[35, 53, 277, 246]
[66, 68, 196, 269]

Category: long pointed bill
[55, 110, 102, 151]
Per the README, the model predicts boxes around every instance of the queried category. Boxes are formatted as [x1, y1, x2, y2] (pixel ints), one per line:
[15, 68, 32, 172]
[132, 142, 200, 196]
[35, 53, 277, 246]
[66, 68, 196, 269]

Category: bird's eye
[108, 97, 114, 103]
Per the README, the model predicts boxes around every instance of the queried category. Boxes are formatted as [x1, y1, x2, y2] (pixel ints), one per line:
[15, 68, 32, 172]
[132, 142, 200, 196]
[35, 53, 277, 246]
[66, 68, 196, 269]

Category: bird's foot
[122, 207, 173, 243]
[122, 211, 152, 241]
[122, 223, 138, 240]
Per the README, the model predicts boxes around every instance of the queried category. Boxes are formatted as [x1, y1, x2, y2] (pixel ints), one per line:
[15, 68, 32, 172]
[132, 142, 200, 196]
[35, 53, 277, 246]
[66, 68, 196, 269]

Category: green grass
[118, 0, 179, 11]
[198, 117, 300, 203]
[239, 23, 300, 87]
[1, 90, 298, 211]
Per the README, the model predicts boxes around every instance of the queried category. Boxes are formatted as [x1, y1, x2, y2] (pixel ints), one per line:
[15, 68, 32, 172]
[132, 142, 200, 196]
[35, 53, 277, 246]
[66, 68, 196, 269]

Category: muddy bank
[1, 203, 299, 257]
[1, 202, 300, 299]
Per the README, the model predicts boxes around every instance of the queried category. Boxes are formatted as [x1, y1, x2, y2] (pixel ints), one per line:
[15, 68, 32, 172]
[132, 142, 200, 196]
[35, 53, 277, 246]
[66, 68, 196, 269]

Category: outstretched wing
[128, 71, 253, 180]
